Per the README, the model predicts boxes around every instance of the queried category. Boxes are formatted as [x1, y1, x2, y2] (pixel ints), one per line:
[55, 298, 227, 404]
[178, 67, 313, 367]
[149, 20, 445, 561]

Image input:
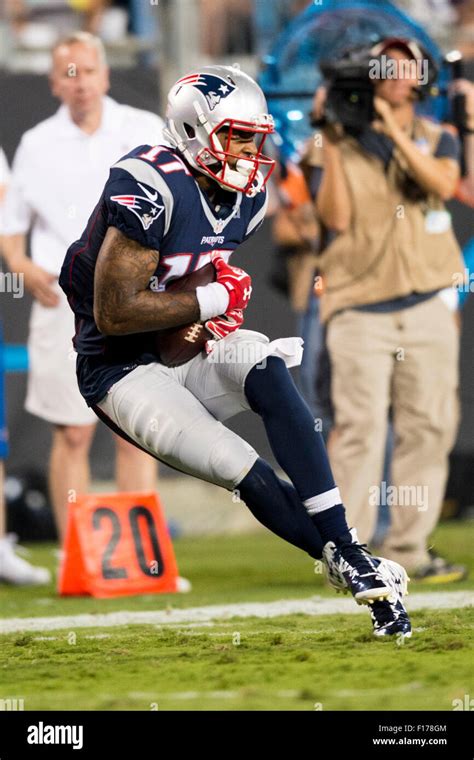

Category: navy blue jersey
[59, 144, 268, 406]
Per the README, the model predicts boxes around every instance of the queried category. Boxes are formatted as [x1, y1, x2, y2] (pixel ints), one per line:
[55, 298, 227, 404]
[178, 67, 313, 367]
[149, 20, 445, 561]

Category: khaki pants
[326, 296, 459, 570]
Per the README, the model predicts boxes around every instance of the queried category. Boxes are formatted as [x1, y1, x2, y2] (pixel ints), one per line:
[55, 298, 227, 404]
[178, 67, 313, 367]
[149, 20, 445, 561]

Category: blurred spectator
[73, 0, 109, 35]
[254, 0, 312, 56]
[452, 77, 474, 318]
[269, 150, 334, 433]
[200, 0, 254, 57]
[312, 40, 467, 581]
[0, 149, 51, 584]
[271, 159, 319, 311]
[1, 33, 163, 542]
[452, 78, 474, 205]
[5, 0, 109, 34]
[395, 0, 458, 46]
[0, 147, 9, 217]
[454, 0, 474, 57]
[4, 0, 129, 56]
[0, 325, 52, 585]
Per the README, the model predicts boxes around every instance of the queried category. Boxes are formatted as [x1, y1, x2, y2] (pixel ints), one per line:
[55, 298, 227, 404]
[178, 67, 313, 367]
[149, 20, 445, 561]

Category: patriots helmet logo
[176, 73, 237, 111]
[111, 183, 164, 231]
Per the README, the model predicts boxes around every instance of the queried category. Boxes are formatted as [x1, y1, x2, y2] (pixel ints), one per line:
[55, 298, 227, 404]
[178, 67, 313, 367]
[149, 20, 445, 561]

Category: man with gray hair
[2, 32, 164, 557]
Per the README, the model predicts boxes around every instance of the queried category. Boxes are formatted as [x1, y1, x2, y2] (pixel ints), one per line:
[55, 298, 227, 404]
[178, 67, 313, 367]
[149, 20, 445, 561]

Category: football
[153, 262, 216, 367]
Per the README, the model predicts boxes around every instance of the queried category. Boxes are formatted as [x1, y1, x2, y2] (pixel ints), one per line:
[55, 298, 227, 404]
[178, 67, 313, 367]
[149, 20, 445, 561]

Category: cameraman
[313, 39, 466, 582]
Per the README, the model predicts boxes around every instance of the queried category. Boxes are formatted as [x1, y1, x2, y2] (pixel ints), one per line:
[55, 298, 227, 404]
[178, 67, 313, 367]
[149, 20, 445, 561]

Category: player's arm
[94, 226, 200, 335]
[95, 228, 252, 335]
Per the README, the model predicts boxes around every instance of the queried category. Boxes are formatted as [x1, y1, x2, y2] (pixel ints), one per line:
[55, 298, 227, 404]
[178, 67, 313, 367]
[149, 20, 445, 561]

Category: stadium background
[0, 0, 473, 719]
[1, 0, 474, 520]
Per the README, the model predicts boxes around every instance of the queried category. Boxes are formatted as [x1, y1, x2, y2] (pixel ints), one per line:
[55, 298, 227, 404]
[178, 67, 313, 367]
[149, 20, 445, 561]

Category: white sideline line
[25, 685, 424, 702]
[129, 683, 424, 701]
[0, 591, 472, 635]
[334, 682, 424, 698]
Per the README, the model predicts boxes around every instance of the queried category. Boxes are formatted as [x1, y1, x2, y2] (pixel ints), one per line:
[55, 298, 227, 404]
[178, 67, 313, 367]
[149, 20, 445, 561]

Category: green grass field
[0, 520, 472, 711]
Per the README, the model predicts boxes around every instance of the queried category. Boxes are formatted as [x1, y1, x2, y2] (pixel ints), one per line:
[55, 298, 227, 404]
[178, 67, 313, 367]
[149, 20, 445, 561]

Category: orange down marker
[58, 491, 180, 597]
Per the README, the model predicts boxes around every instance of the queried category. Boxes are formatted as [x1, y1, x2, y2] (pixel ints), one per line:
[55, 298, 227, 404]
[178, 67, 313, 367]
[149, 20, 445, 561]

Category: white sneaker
[0, 534, 51, 586]
[177, 576, 192, 593]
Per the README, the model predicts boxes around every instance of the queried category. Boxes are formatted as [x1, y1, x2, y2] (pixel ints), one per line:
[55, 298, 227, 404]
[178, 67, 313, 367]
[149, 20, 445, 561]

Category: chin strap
[220, 164, 264, 197]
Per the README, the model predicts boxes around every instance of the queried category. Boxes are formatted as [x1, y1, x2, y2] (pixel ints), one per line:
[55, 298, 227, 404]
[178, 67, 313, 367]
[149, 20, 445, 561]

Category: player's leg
[186, 333, 340, 533]
[113, 434, 158, 492]
[185, 333, 410, 635]
[237, 457, 325, 559]
[94, 362, 324, 559]
[49, 423, 96, 541]
[242, 357, 398, 602]
[186, 337, 391, 601]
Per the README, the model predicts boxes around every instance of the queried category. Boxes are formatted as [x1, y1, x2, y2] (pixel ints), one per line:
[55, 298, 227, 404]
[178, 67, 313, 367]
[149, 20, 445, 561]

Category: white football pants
[96, 330, 303, 490]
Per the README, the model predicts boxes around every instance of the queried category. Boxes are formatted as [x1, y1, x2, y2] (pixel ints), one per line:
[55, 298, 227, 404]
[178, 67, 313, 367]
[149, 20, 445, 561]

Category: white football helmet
[164, 64, 275, 197]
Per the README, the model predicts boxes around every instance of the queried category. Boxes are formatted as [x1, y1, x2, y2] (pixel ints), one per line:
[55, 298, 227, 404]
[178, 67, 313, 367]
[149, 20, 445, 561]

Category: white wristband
[196, 282, 230, 321]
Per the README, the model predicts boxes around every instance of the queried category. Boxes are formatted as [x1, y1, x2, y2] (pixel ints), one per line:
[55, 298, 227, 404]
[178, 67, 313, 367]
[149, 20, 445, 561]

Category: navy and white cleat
[323, 529, 413, 637]
[368, 556, 412, 639]
[372, 556, 410, 598]
[369, 597, 412, 639]
[322, 529, 391, 605]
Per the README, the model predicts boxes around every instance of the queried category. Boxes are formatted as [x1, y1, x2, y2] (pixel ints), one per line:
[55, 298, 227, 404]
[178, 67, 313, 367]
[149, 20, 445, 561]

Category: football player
[60, 65, 411, 637]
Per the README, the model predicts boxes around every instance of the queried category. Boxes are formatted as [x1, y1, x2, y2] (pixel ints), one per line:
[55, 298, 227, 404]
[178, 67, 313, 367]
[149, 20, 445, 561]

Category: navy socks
[238, 458, 323, 559]
[244, 357, 349, 544]
[245, 357, 335, 499]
